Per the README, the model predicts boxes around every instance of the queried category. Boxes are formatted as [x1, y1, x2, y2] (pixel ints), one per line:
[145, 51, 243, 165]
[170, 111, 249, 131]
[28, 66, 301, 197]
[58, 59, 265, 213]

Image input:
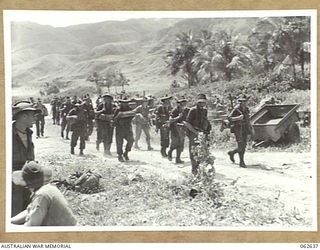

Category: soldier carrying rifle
[155, 96, 172, 157]
[95, 93, 115, 155]
[185, 94, 212, 175]
[134, 97, 154, 151]
[227, 95, 252, 168]
[113, 99, 136, 162]
[167, 97, 189, 164]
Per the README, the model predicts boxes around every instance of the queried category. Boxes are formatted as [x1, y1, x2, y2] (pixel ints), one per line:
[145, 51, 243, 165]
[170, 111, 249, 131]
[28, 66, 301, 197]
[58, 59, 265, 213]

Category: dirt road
[34, 117, 315, 227]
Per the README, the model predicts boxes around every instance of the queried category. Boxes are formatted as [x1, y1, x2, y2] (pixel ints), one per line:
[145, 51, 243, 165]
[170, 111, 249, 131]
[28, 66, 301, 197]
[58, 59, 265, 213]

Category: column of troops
[11, 91, 251, 224]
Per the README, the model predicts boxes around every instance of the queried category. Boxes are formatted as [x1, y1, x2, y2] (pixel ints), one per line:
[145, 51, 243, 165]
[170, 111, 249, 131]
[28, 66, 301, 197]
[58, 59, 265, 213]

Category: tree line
[166, 16, 311, 89]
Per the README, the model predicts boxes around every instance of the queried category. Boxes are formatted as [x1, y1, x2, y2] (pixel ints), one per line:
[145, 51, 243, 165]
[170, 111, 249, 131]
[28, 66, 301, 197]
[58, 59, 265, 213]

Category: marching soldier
[95, 93, 115, 155]
[167, 97, 189, 164]
[50, 96, 61, 125]
[82, 96, 95, 141]
[134, 97, 153, 151]
[12, 101, 41, 216]
[33, 98, 48, 138]
[113, 99, 136, 162]
[227, 95, 252, 168]
[67, 102, 88, 156]
[186, 94, 212, 175]
[155, 96, 172, 157]
[60, 96, 73, 140]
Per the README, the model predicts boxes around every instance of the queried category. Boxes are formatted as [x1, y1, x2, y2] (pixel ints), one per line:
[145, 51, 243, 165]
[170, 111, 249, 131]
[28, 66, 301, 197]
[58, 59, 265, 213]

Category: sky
[3, 10, 315, 28]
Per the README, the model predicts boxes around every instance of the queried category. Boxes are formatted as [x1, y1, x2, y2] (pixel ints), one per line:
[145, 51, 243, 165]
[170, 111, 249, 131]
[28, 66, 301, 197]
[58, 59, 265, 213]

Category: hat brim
[102, 95, 113, 99]
[238, 98, 247, 102]
[12, 167, 52, 188]
[161, 97, 172, 102]
[197, 99, 207, 103]
[177, 99, 187, 103]
[13, 108, 41, 119]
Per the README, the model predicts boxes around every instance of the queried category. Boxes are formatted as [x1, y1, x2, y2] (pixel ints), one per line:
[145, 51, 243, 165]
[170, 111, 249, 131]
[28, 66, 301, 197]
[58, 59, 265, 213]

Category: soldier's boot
[175, 149, 184, 164]
[61, 131, 64, 138]
[161, 147, 168, 157]
[239, 152, 246, 168]
[104, 143, 112, 156]
[65, 133, 70, 140]
[227, 150, 236, 163]
[191, 165, 199, 175]
[118, 154, 125, 162]
[79, 149, 84, 156]
[146, 139, 153, 151]
[167, 149, 173, 161]
[96, 141, 100, 151]
[134, 142, 140, 150]
[123, 151, 129, 161]
[71, 147, 75, 155]
[107, 144, 112, 156]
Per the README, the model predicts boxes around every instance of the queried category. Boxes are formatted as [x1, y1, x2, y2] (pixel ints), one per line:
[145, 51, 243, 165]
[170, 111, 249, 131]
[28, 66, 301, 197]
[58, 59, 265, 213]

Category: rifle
[228, 93, 234, 110]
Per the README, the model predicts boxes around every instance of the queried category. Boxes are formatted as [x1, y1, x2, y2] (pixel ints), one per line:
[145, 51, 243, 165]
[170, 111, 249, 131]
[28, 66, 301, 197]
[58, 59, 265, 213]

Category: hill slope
[11, 18, 258, 96]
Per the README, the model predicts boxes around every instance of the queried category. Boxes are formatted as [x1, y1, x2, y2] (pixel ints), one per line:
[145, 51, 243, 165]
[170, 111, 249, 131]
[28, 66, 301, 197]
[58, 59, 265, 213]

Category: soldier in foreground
[186, 94, 212, 175]
[12, 101, 41, 216]
[11, 161, 77, 226]
[155, 96, 172, 157]
[134, 97, 153, 151]
[67, 102, 88, 156]
[227, 95, 252, 168]
[167, 97, 189, 164]
[113, 99, 136, 162]
[95, 93, 115, 155]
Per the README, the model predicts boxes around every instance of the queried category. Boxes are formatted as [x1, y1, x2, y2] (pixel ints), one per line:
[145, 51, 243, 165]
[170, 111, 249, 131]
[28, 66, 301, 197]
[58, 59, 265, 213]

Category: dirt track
[34, 117, 315, 227]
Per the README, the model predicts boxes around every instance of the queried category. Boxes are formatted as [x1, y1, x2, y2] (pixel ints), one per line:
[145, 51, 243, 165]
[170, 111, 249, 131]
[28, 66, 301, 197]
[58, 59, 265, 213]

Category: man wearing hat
[113, 98, 136, 162]
[66, 101, 88, 156]
[167, 97, 189, 164]
[186, 94, 212, 175]
[11, 161, 77, 226]
[12, 101, 41, 216]
[227, 95, 252, 168]
[33, 98, 48, 138]
[95, 93, 115, 155]
[155, 96, 172, 157]
[133, 97, 153, 151]
[60, 96, 73, 140]
[82, 96, 95, 141]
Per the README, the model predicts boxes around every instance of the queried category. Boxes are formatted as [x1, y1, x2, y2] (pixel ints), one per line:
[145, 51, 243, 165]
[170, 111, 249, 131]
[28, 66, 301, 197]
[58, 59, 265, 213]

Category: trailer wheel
[286, 123, 301, 143]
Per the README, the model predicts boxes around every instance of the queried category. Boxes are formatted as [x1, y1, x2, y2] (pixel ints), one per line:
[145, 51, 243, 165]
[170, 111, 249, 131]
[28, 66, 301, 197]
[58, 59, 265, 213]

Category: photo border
[0, 0, 319, 243]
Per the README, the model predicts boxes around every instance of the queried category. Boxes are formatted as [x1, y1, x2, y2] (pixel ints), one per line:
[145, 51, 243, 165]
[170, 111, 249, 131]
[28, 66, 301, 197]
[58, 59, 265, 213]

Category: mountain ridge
[11, 17, 258, 96]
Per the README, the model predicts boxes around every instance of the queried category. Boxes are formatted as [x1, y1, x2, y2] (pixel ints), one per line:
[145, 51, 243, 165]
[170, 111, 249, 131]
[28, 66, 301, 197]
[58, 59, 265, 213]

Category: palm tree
[166, 31, 200, 88]
[192, 30, 252, 82]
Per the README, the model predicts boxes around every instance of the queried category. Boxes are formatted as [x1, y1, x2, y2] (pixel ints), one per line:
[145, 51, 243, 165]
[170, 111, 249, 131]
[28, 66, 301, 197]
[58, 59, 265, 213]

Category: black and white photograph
[4, 10, 317, 232]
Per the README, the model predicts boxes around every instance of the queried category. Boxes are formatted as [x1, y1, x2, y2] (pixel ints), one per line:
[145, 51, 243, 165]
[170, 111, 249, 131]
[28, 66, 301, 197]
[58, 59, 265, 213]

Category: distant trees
[165, 17, 311, 89]
[247, 16, 311, 88]
[166, 30, 252, 87]
[87, 70, 130, 94]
